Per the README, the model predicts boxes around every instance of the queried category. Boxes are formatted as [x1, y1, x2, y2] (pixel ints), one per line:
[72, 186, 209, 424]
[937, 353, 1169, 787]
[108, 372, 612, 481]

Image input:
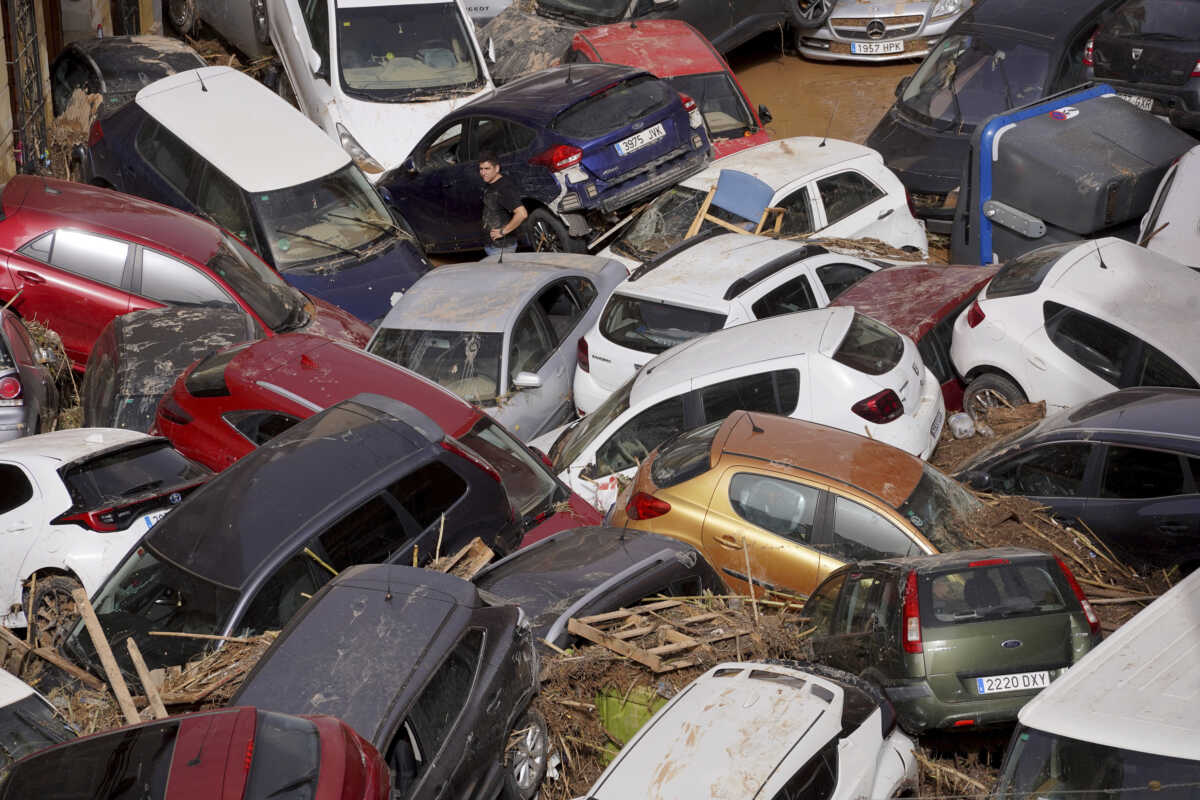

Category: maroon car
[155, 332, 601, 545]
[831, 264, 998, 411]
[0, 176, 369, 370]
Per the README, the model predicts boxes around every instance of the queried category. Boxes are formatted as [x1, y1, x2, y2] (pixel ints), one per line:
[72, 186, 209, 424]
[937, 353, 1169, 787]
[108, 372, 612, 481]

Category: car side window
[238, 552, 324, 634]
[194, 167, 258, 248]
[420, 122, 466, 169]
[47, 229, 130, 288]
[136, 119, 202, 195]
[140, 249, 238, 309]
[752, 275, 817, 318]
[828, 495, 919, 561]
[804, 573, 845, 637]
[1044, 301, 1135, 386]
[729, 472, 819, 544]
[509, 306, 556, 380]
[815, 263, 871, 301]
[700, 369, 799, 423]
[0, 464, 34, 514]
[816, 172, 884, 226]
[771, 739, 838, 800]
[568, 276, 598, 310]
[989, 443, 1093, 497]
[1134, 343, 1198, 389]
[300, 0, 330, 71]
[1101, 446, 1187, 499]
[777, 187, 814, 236]
[317, 492, 409, 569]
[836, 573, 882, 635]
[224, 411, 302, 446]
[536, 281, 583, 343]
[18, 232, 53, 262]
[387, 461, 468, 531]
[592, 395, 686, 476]
[468, 117, 532, 159]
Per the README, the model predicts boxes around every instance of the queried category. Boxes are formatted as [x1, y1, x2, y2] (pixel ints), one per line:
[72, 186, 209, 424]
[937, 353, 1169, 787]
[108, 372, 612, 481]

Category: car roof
[1047, 387, 1200, 442]
[380, 254, 622, 332]
[712, 411, 924, 509]
[135, 66, 350, 192]
[2, 175, 225, 260]
[232, 565, 478, 742]
[960, 0, 1118, 41]
[632, 307, 853, 404]
[589, 662, 846, 799]
[0, 427, 150, 465]
[573, 20, 726, 78]
[677, 137, 881, 194]
[864, 546, 1051, 573]
[66, 34, 206, 75]
[454, 62, 647, 127]
[830, 265, 998, 341]
[1017, 566, 1200, 760]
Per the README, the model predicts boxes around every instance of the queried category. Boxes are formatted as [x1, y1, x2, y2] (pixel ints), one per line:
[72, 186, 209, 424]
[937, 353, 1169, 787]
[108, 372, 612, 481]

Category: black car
[957, 387, 1200, 572]
[0, 307, 57, 441]
[61, 393, 520, 675]
[231, 564, 546, 800]
[1086, 0, 1200, 135]
[50, 35, 206, 121]
[473, 526, 726, 648]
[866, 0, 1120, 232]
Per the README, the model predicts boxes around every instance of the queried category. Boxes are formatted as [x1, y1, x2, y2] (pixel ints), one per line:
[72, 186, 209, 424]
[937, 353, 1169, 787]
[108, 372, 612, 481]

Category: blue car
[72, 66, 432, 325]
[378, 62, 712, 254]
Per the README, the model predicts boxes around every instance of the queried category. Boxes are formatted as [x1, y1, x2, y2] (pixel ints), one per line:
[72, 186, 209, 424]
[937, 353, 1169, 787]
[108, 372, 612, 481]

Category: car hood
[283, 239, 432, 324]
[866, 106, 970, 191]
[302, 295, 373, 347]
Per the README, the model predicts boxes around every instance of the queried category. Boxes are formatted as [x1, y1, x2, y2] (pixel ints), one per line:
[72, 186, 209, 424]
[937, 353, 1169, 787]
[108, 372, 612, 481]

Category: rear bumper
[591, 143, 710, 215]
[573, 364, 623, 416]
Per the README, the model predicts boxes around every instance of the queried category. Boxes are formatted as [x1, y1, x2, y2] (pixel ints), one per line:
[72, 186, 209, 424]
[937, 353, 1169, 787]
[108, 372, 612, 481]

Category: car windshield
[459, 416, 562, 522]
[552, 74, 675, 139]
[0, 694, 75, 777]
[336, 2, 485, 100]
[549, 375, 633, 468]
[922, 561, 1069, 624]
[895, 464, 978, 552]
[368, 328, 504, 403]
[209, 235, 305, 332]
[244, 712, 321, 800]
[251, 164, 396, 271]
[668, 72, 756, 139]
[59, 440, 209, 509]
[537, 0, 628, 24]
[600, 294, 727, 355]
[996, 726, 1200, 800]
[899, 33, 1051, 130]
[611, 186, 749, 261]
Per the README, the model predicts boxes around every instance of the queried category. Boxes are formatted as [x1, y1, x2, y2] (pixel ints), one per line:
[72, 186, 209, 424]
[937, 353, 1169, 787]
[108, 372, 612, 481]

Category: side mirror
[895, 76, 911, 98]
[758, 104, 773, 124]
[487, 37, 496, 64]
[512, 371, 542, 389]
[962, 469, 991, 491]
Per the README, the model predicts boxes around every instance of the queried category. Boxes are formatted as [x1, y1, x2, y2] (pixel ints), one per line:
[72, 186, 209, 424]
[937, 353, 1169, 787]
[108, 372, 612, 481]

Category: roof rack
[722, 244, 828, 300]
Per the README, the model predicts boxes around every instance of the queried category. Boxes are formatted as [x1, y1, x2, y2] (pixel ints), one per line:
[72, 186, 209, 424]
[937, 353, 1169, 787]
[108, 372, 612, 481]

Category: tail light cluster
[679, 93, 703, 129]
[1055, 556, 1101, 636]
[902, 570, 922, 654]
[53, 508, 132, 532]
[442, 438, 502, 484]
[0, 375, 22, 406]
[1083, 34, 1095, 67]
[965, 300, 985, 328]
[530, 144, 583, 172]
[576, 337, 589, 372]
[625, 492, 670, 520]
[87, 120, 104, 148]
[851, 388, 903, 424]
[1194, 60, 1200, 78]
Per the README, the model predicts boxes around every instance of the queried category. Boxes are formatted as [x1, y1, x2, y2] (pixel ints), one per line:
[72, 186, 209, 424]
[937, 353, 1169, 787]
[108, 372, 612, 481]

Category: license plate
[852, 40, 905, 55]
[143, 509, 169, 530]
[1119, 93, 1154, 112]
[930, 407, 945, 438]
[976, 670, 1050, 695]
[615, 123, 666, 156]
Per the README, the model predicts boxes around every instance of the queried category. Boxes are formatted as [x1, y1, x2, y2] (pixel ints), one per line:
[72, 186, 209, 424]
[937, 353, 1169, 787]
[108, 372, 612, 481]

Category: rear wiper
[273, 227, 361, 258]
[122, 479, 163, 498]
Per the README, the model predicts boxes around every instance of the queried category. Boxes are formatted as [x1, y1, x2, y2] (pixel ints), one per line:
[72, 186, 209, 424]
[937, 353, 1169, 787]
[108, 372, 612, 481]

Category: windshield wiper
[323, 211, 416, 242]
[273, 227, 361, 258]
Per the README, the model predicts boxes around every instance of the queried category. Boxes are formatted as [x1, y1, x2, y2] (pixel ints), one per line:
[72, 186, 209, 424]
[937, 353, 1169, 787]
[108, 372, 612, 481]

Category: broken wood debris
[429, 536, 494, 579]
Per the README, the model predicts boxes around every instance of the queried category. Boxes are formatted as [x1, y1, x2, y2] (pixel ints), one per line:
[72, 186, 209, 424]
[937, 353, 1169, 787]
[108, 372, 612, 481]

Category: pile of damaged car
[5, 0, 1200, 794]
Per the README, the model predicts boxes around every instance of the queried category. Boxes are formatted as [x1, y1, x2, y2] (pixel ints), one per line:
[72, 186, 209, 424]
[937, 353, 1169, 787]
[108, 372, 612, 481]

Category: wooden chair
[684, 169, 785, 239]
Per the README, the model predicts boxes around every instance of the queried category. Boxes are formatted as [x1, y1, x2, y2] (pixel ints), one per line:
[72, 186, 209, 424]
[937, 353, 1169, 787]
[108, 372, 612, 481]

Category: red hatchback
[0, 176, 369, 370]
[0, 706, 388, 800]
[568, 20, 771, 158]
[156, 332, 601, 544]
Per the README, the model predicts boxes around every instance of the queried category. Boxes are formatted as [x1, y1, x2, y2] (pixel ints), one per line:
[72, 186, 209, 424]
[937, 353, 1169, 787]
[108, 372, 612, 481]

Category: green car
[801, 547, 1102, 734]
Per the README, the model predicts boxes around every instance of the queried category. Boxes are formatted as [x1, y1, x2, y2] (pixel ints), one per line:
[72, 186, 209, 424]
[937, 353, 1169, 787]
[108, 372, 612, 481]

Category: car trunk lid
[1094, 34, 1199, 86]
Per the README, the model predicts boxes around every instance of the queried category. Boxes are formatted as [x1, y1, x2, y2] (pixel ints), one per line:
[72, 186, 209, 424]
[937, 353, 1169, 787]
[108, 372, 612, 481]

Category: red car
[830, 264, 999, 412]
[0, 706, 388, 800]
[567, 20, 771, 158]
[156, 332, 601, 544]
[0, 176, 369, 370]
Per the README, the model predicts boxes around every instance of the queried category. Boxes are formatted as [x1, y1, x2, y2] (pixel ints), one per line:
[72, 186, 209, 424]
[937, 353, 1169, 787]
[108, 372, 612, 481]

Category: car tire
[166, 0, 197, 35]
[789, 0, 834, 30]
[501, 708, 549, 800]
[251, 0, 270, 45]
[27, 575, 82, 652]
[963, 373, 1027, 421]
[523, 209, 586, 254]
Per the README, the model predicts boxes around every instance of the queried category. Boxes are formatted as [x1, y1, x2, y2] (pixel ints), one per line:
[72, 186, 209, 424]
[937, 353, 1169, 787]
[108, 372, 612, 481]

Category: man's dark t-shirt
[482, 174, 523, 248]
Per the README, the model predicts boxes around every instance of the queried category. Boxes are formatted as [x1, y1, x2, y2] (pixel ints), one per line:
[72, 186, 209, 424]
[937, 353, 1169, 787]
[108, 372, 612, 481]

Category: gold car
[610, 410, 977, 598]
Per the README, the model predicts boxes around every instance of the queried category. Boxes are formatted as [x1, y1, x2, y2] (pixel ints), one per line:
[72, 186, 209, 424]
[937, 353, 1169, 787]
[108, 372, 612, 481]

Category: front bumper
[799, 13, 956, 62]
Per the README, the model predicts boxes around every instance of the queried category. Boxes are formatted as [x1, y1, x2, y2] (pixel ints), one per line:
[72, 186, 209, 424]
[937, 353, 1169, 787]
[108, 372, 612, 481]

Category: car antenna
[819, 98, 840, 147]
[565, 63, 573, 86]
[196, 70, 208, 93]
[745, 412, 764, 434]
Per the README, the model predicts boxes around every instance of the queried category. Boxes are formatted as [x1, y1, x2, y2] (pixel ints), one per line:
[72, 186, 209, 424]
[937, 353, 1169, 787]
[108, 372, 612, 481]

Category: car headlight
[931, 0, 969, 19]
[336, 123, 384, 174]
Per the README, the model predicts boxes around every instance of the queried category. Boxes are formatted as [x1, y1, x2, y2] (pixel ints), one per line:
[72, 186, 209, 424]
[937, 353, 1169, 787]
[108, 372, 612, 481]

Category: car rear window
[921, 560, 1069, 626]
[832, 313, 903, 376]
[552, 75, 676, 140]
[1105, 0, 1198, 36]
[184, 343, 253, 398]
[986, 242, 1080, 299]
[651, 421, 721, 488]
[244, 711, 321, 800]
[600, 294, 726, 355]
[59, 440, 209, 509]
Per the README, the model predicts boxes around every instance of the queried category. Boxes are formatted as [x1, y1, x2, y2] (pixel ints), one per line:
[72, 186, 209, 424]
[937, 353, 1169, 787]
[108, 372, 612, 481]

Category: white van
[992, 568, 1200, 799]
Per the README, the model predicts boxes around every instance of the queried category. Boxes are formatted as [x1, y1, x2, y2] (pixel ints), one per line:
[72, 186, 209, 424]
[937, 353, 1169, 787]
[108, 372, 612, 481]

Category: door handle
[16, 271, 44, 284]
[6, 522, 30, 532]
[714, 534, 743, 550]
[1028, 355, 1048, 370]
[877, 208, 894, 220]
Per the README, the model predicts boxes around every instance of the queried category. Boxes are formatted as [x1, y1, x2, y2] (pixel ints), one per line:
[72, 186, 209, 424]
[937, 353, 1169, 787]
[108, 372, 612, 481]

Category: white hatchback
[1139, 143, 1200, 269]
[533, 307, 945, 509]
[950, 237, 1200, 416]
[574, 232, 883, 414]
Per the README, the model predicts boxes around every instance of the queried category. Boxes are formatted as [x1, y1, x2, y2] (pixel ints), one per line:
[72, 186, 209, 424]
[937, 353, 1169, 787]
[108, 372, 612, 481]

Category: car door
[384, 120, 470, 250]
[133, 247, 245, 316]
[503, 287, 577, 439]
[1034, 302, 1137, 409]
[772, 184, 817, 239]
[467, 117, 544, 245]
[980, 442, 1098, 526]
[7, 230, 134, 366]
[812, 170, 895, 241]
[822, 569, 896, 677]
[812, 491, 927, 570]
[0, 462, 43, 621]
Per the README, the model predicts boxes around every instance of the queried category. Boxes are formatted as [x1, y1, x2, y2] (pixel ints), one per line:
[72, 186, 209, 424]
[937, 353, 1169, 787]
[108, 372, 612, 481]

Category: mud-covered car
[797, 0, 973, 63]
[231, 564, 546, 800]
[377, 62, 710, 253]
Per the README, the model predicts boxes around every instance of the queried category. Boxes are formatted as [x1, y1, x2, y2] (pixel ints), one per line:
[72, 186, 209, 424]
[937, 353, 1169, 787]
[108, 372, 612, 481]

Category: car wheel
[523, 209, 586, 253]
[27, 575, 82, 652]
[166, 0, 197, 35]
[252, 0, 270, 44]
[790, 0, 834, 30]
[963, 373, 1027, 421]
[502, 708, 549, 800]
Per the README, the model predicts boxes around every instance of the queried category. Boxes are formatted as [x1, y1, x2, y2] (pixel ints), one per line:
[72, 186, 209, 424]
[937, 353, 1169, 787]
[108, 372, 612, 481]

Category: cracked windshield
[369, 328, 503, 403]
[612, 186, 745, 261]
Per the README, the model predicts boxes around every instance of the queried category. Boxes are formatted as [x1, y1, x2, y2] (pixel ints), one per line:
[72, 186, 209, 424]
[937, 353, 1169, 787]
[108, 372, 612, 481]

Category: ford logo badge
[1001, 639, 1022, 649]
[169, 492, 182, 505]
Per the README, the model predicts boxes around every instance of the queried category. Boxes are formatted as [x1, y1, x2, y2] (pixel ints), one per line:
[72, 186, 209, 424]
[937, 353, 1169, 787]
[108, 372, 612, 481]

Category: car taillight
[626, 492, 670, 520]
[576, 337, 589, 372]
[851, 388, 903, 424]
[968, 557, 1010, 568]
[442, 438, 502, 484]
[1055, 556, 1101, 636]
[0, 375, 21, 404]
[965, 300, 985, 328]
[902, 570, 922, 654]
[1193, 59, 1200, 77]
[158, 394, 193, 425]
[53, 509, 121, 533]
[679, 92, 697, 112]
[1083, 34, 1094, 66]
[529, 144, 583, 172]
[905, 189, 917, 218]
[87, 119, 103, 147]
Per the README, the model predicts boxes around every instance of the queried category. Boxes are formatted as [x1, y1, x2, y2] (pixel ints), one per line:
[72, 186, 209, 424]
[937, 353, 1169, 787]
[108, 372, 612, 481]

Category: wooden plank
[127, 639, 167, 720]
[430, 537, 494, 580]
[567, 618, 664, 671]
[579, 600, 681, 625]
[72, 589, 139, 725]
[30, 647, 105, 690]
[0, 625, 30, 657]
[611, 625, 656, 640]
[646, 627, 752, 658]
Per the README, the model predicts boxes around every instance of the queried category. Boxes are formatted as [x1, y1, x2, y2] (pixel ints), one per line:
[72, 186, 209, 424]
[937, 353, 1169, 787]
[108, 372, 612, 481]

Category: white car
[585, 661, 917, 800]
[1139, 143, 1199, 269]
[950, 237, 1200, 417]
[533, 307, 945, 509]
[270, 0, 494, 178]
[0, 429, 210, 646]
[574, 232, 883, 414]
[597, 136, 928, 270]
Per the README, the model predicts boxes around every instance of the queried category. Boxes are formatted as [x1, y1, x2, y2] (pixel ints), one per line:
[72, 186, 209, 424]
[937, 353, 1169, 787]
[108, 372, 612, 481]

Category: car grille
[595, 144, 708, 213]
[830, 14, 924, 40]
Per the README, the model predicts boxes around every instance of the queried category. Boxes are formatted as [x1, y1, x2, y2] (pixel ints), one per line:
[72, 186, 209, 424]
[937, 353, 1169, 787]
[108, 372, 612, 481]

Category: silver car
[0, 309, 58, 442]
[797, 0, 973, 62]
[368, 253, 627, 441]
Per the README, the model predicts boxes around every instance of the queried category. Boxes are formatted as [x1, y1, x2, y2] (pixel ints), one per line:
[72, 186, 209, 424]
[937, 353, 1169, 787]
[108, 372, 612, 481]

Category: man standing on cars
[480, 152, 527, 256]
